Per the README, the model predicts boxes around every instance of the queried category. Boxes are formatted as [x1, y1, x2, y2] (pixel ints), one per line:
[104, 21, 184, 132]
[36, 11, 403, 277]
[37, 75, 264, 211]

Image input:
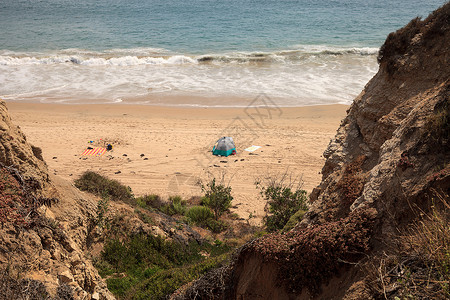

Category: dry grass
[370, 191, 449, 299]
[0, 165, 58, 227]
[0, 256, 74, 300]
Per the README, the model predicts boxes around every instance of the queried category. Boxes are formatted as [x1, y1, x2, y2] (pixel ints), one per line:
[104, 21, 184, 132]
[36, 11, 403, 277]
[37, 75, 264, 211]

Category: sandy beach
[6, 101, 347, 223]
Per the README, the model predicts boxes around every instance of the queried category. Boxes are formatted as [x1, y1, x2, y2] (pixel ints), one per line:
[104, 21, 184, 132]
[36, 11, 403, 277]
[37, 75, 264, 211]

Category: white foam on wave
[0, 45, 378, 66]
[0, 85, 68, 99]
[0, 46, 379, 107]
[289, 45, 379, 55]
[0, 54, 198, 66]
[103, 47, 170, 56]
[58, 47, 170, 56]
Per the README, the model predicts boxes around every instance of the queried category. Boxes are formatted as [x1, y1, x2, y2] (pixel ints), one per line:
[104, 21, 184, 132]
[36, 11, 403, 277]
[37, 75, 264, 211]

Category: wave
[0, 45, 378, 66]
[288, 45, 379, 55]
[0, 85, 68, 99]
[0, 54, 197, 66]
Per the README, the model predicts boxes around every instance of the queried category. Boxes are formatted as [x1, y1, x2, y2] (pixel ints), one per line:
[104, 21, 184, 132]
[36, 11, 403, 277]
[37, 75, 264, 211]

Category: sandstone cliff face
[0, 100, 114, 299]
[172, 3, 449, 299]
[0, 100, 49, 193]
[307, 3, 449, 229]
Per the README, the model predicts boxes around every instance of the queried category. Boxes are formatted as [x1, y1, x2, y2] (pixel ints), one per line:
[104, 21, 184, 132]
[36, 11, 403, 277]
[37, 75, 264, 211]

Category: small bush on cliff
[136, 194, 164, 209]
[201, 178, 233, 220]
[74, 171, 134, 204]
[256, 173, 308, 232]
[319, 155, 367, 220]
[377, 17, 421, 75]
[96, 233, 231, 299]
[185, 206, 227, 233]
[0, 265, 74, 299]
[94, 196, 110, 229]
[282, 209, 307, 232]
[186, 206, 214, 226]
[426, 93, 449, 144]
[160, 196, 187, 216]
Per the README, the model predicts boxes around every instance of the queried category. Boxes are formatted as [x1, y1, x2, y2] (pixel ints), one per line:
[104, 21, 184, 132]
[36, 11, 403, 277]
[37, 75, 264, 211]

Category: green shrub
[257, 176, 308, 232]
[95, 196, 110, 229]
[186, 206, 214, 226]
[93, 258, 115, 277]
[160, 196, 187, 216]
[201, 178, 233, 220]
[129, 254, 229, 300]
[206, 218, 228, 233]
[282, 209, 307, 232]
[186, 206, 228, 233]
[95, 233, 231, 300]
[106, 276, 137, 298]
[74, 171, 134, 203]
[98, 235, 181, 275]
[136, 194, 164, 209]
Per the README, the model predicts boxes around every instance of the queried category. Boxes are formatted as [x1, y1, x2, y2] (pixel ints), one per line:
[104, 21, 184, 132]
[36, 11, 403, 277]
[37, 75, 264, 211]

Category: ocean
[0, 0, 445, 107]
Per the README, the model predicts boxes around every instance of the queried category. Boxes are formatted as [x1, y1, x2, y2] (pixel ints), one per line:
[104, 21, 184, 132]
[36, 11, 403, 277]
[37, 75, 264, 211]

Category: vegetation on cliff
[75, 171, 259, 299]
[378, 3, 449, 76]
[370, 193, 449, 299]
[256, 173, 308, 232]
[248, 208, 376, 295]
[96, 233, 231, 299]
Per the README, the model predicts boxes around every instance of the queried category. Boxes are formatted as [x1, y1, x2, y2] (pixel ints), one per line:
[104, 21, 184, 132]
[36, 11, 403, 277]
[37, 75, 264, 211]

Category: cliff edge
[172, 3, 449, 299]
[0, 99, 114, 299]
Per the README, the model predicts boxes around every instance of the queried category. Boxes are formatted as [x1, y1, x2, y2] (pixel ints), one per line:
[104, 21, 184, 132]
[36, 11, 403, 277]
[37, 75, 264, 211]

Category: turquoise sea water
[0, 0, 446, 106]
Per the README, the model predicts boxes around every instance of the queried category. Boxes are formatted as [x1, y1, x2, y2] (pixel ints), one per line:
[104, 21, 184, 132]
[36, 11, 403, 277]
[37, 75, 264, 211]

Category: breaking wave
[0, 46, 378, 66]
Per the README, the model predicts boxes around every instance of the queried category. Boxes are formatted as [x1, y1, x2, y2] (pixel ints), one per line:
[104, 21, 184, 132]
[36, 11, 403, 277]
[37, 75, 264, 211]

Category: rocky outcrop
[0, 100, 114, 299]
[172, 3, 449, 299]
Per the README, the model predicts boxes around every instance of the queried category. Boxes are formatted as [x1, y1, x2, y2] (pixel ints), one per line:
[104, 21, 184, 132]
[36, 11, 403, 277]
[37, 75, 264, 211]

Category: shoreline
[6, 101, 348, 224]
[5, 100, 349, 120]
[3, 92, 354, 108]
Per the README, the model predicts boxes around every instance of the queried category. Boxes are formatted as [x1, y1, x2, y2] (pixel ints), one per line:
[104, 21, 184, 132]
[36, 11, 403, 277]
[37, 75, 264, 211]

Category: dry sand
[6, 101, 347, 224]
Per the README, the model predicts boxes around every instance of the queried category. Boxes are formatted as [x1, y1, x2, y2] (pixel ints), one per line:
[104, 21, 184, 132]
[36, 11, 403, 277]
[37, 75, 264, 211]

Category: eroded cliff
[0, 99, 114, 299]
[172, 3, 449, 299]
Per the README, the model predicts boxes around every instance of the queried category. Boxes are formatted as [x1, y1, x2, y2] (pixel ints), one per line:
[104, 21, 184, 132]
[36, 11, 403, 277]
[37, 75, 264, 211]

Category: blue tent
[212, 137, 236, 157]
